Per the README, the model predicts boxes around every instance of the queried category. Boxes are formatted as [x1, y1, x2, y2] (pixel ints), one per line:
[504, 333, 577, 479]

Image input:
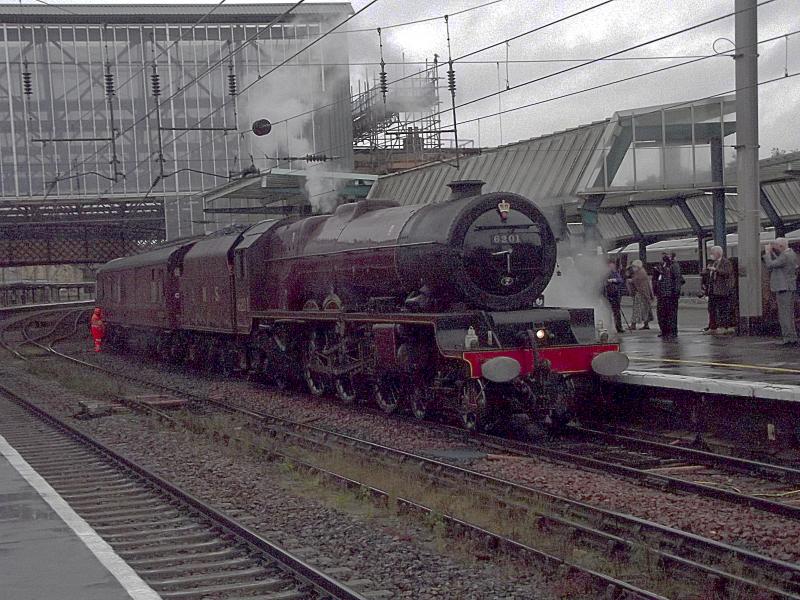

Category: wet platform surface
[614, 302, 800, 400]
[0, 437, 156, 600]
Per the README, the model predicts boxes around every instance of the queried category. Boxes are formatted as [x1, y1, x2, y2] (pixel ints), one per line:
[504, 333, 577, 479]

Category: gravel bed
[469, 456, 800, 563]
[61, 339, 800, 566]
[1, 357, 555, 600]
[67, 340, 467, 454]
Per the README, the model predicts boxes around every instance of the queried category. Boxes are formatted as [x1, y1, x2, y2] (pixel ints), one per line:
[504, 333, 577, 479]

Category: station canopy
[366, 95, 800, 248]
[191, 169, 378, 220]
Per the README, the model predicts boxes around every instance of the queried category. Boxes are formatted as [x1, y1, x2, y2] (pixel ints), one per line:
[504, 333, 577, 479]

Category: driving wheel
[303, 331, 327, 396]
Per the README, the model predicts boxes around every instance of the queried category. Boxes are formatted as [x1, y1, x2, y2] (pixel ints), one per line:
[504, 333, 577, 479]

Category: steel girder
[0, 198, 164, 266]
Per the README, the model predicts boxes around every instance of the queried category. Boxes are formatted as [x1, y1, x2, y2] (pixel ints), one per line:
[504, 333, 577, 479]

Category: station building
[0, 3, 354, 241]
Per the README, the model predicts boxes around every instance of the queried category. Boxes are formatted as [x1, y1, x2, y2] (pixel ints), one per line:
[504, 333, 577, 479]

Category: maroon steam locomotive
[97, 180, 626, 431]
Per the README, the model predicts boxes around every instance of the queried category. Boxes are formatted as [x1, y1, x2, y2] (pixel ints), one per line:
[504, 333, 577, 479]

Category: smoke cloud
[240, 22, 350, 214]
[542, 242, 614, 331]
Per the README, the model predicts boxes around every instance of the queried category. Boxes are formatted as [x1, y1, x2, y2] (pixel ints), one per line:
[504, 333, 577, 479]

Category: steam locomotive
[97, 180, 626, 431]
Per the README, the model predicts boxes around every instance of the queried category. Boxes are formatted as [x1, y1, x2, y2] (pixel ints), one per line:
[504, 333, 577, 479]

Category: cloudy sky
[9, 0, 800, 155]
[344, 0, 800, 155]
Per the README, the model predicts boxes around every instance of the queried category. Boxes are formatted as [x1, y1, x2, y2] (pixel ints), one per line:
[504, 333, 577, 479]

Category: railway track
[457, 422, 800, 519]
[20, 306, 800, 522]
[0, 305, 87, 359]
[0, 385, 370, 600]
[21, 329, 800, 599]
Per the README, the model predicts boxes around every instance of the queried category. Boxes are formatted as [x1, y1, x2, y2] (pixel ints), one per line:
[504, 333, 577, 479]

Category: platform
[0, 435, 158, 600]
[614, 302, 800, 402]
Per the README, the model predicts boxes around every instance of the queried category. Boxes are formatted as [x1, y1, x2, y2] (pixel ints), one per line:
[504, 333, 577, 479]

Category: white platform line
[0, 434, 161, 600]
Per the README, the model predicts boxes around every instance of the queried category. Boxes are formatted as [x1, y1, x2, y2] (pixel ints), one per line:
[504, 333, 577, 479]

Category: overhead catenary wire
[104, 0, 773, 196]
[265, 0, 773, 146]
[399, 0, 780, 131]
[51, 0, 230, 150]
[61, 0, 310, 189]
[272, 25, 800, 166]
[100, 0, 383, 194]
[264, 0, 618, 133]
[138, 64, 800, 221]
[30, 0, 233, 195]
[343, 0, 509, 33]
[83, 0, 789, 201]
[239, 4, 797, 165]
[397, 67, 800, 173]
[455, 27, 800, 127]
[5, 54, 733, 67]
[64, 0, 613, 188]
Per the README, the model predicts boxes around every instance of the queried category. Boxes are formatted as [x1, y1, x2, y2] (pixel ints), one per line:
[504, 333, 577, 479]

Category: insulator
[227, 72, 237, 96]
[447, 66, 456, 94]
[104, 68, 115, 97]
[22, 70, 32, 96]
[379, 60, 388, 100]
[304, 153, 328, 163]
[150, 70, 161, 97]
[377, 27, 388, 103]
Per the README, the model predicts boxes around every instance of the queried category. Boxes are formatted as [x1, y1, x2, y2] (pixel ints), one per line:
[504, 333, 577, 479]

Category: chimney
[446, 179, 485, 201]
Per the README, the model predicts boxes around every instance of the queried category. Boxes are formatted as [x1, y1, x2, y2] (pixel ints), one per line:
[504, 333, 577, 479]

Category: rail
[33, 336, 800, 599]
[0, 383, 368, 600]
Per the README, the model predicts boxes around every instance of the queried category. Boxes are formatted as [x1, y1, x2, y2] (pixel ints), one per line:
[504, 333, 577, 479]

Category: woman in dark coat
[654, 253, 683, 340]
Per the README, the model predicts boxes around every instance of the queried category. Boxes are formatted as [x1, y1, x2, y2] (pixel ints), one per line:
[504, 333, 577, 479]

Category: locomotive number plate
[492, 233, 522, 244]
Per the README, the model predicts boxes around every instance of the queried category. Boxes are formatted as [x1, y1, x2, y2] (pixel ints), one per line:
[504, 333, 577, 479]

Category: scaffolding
[352, 57, 446, 171]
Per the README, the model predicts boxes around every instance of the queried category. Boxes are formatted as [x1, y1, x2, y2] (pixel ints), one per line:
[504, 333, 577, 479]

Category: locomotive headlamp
[535, 328, 547, 340]
[497, 199, 510, 221]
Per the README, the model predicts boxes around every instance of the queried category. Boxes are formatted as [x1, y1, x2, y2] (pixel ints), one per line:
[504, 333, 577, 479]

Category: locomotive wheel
[335, 374, 358, 404]
[460, 379, 487, 433]
[303, 331, 327, 396]
[410, 386, 431, 420]
[373, 379, 402, 414]
[543, 376, 576, 431]
[270, 329, 293, 389]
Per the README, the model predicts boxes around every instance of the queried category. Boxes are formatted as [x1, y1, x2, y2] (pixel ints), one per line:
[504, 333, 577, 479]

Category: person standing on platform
[763, 238, 798, 346]
[655, 253, 683, 340]
[89, 307, 105, 352]
[628, 260, 653, 330]
[604, 260, 625, 334]
[700, 260, 715, 333]
[707, 246, 735, 334]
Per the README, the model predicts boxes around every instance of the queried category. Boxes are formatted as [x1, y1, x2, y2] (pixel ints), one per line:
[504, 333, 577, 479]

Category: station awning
[192, 169, 378, 220]
[575, 151, 800, 248]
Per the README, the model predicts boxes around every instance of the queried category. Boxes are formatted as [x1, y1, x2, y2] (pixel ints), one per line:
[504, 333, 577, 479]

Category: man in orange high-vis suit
[90, 307, 105, 352]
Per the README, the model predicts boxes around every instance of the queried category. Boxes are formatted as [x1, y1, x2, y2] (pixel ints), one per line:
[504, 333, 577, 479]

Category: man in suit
[763, 238, 798, 346]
